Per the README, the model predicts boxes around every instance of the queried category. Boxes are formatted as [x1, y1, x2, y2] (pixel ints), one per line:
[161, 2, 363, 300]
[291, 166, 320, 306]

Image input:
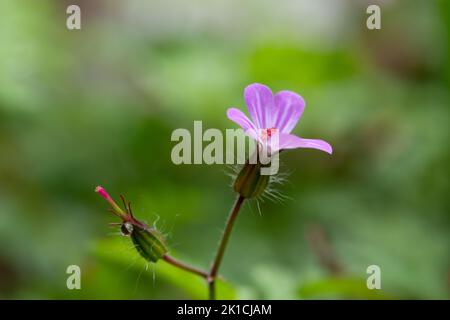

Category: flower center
[261, 127, 278, 140]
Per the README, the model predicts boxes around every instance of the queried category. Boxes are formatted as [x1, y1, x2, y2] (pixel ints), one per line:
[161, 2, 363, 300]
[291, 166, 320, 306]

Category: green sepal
[131, 225, 168, 263]
[233, 163, 270, 199]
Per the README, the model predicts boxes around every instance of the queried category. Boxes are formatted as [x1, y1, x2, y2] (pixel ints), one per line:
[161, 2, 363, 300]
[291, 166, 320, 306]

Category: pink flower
[227, 83, 332, 154]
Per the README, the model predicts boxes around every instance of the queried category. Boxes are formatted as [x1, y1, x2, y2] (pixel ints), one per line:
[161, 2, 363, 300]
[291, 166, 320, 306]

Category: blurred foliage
[0, 0, 448, 299]
[93, 238, 235, 299]
[298, 276, 393, 300]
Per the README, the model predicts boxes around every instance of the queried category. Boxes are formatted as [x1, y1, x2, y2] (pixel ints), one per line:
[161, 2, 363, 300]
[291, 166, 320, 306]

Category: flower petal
[226, 107, 259, 141]
[279, 133, 332, 154]
[244, 83, 274, 129]
[273, 90, 305, 133]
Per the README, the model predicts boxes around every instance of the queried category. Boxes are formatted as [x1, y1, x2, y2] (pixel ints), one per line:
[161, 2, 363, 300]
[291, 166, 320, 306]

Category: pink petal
[279, 133, 333, 154]
[273, 90, 305, 133]
[244, 83, 274, 129]
[226, 108, 259, 141]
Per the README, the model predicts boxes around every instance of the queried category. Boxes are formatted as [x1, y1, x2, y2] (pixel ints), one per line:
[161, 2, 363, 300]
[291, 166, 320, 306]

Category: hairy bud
[130, 225, 168, 263]
[96, 185, 169, 263]
[233, 163, 270, 198]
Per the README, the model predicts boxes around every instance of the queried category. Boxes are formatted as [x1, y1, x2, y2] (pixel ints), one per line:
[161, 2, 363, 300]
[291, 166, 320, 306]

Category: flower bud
[130, 224, 169, 263]
[233, 163, 270, 199]
[95, 185, 168, 263]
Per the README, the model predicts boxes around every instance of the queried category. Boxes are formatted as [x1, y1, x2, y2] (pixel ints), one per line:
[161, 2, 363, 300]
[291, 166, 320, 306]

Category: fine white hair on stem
[225, 157, 293, 203]
[261, 183, 290, 203]
[246, 199, 256, 216]
[151, 263, 156, 286]
[133, 263, 147, 295]
[256, 199, 262, 216]
[152, 214, 161, 229]
[224, 164, 242, 187]
[261, 162, 292, 203]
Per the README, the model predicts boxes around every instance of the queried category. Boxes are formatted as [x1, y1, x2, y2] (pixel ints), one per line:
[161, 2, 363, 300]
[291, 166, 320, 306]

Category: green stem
[162, 254, 209, 279]
[208, 195, 245, 299]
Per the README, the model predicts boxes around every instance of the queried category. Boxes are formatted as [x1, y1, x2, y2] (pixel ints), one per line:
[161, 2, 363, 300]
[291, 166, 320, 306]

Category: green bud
[96, 187, 169, 263]
[128, 223, 168, 263]
[233, 163, 270, 199]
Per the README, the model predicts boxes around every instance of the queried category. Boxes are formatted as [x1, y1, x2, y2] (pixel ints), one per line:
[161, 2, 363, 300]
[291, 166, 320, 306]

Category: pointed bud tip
[95, 185, 110, 200]
[95, 185, 127, 218]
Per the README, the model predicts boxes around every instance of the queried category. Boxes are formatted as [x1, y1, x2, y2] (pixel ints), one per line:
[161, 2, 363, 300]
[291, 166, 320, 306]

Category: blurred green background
[0, 0, 448, 299]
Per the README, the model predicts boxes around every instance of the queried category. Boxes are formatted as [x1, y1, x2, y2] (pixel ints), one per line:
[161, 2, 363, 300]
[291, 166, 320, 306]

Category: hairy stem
[208, 195, 245, 299]
[162, 254, 209, 279]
